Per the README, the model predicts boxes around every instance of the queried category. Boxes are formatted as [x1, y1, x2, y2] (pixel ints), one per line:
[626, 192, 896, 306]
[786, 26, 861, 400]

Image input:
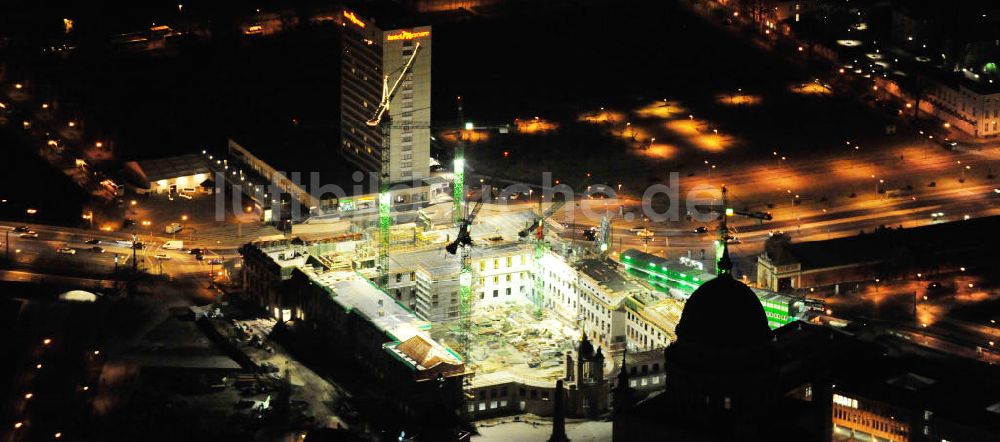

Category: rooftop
[135, 153, 211, 183]
[298, 267, 463, 371]
[575, 258, 632, 294]
[763, 216, 1000, 270]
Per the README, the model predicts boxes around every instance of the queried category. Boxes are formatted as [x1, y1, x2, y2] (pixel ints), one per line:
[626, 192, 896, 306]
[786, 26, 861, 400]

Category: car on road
[725, 237, 742, 245]
[13, 226, 30, 233]
[90, 246, 105, 253]
[19, 231, 38, 238]
[188, 248, 205, 255]
[693, 226, 709, 234]
[57, 247, 77, 255]
[132, 242, 145, 250]
[207, 258, 224, 265]
[123, 219, 136, 228]
[154, 253, 171, 260]
[85, 239, 102, 245]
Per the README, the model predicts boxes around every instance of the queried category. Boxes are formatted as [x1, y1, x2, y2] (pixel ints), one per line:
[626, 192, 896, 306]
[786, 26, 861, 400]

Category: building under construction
[237, 198, 808, 422]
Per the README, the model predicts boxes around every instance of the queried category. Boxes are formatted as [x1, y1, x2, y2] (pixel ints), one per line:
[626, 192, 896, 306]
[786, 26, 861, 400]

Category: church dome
[674, 275, 771, 349]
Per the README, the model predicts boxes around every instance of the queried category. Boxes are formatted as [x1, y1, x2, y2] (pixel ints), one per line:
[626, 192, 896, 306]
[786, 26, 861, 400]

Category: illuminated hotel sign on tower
[382, 26, 432, 183]
[343, 10, 366, 28]
[386, 30, 431, 41]
[337, 12, 433, 185]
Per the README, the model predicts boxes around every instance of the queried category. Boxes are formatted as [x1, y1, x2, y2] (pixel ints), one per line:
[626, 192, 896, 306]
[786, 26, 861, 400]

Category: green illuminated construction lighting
[714, 240, 724, 274]
[453, 158, 465, 224]
[464, 122, 474, 130]
[532, 240, 547, 317]
[725, 207, 734, 216]
[620, 250, 704, 291]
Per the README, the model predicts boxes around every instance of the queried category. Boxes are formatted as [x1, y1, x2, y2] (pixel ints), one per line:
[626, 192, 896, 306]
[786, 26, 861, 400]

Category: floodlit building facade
[338, 9, 433, 184]
[383, 26, 432, 183]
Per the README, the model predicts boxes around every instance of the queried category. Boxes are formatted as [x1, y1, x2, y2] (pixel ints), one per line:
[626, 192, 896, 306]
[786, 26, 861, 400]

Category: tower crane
[445, 197, 483, 360]
[366, 41, 422, 287]
[516, 177, 592, 317]
[706, 185, 772, 275]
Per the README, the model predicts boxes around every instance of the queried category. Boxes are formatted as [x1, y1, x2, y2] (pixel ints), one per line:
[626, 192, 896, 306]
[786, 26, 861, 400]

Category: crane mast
[712, 185, 771, 275]
[367, 41, 422, 287]
[446, 198, 482, 359]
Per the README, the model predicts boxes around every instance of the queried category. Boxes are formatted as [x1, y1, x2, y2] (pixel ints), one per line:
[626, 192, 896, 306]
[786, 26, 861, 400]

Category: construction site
[233, 23, 813, 426]
[430, 303, 580, 388]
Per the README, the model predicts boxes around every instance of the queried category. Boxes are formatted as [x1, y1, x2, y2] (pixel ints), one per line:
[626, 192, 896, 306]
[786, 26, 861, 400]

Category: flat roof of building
[620, 248, 716, 293]
[764, 216, 1000, 270]
[136, 153, 211, 183]
[575, 258, 637, 296]
[636, 298, 683, 339]
[298, 267, 463, 369]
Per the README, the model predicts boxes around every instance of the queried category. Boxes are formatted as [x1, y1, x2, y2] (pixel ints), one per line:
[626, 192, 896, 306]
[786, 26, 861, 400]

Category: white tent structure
[59, 290, 99, 303]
